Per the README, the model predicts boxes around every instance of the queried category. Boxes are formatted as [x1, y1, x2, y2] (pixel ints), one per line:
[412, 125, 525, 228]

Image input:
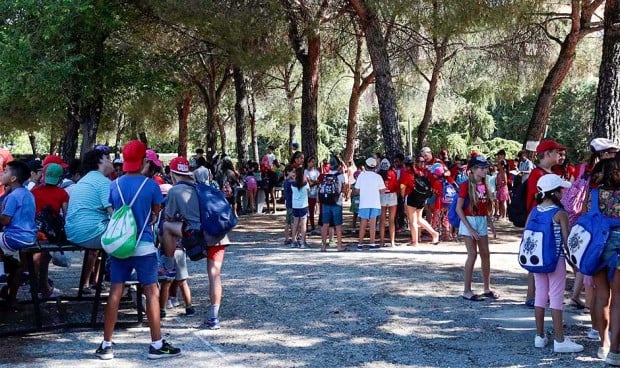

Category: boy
[95, 140, 181, 360]
[0, 161, 37, 308]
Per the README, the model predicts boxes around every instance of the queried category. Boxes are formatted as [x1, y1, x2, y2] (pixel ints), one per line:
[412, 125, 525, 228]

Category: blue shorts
[322, 204, 343, 226]
[110, 252, 158, 286]
[292, 207, 308, 218]
[458, 216, 488, 237]
[358, 208, 381, 220]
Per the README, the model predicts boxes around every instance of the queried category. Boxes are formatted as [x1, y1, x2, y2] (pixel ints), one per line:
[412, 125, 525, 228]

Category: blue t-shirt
[65, 170, 112, 244]
[283, 179, 293, 209]
[109, 175, 163, 256]
[2, 187, 37, 246]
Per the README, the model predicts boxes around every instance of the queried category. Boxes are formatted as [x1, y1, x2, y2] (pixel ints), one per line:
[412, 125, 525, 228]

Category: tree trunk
[233, 66, 249, 167]
[217, 116, 227, 155]
[139, 132, 148, 146]
[176, 93, 193, 157]
[249, 90, 259, 161]
[593, 0, 620, 140]
[28, 131, 37, 156]
[416, 46, 444, 151]
[79, 96, 103, 157]
[349, 0, 402, 160]
[62, 102, 81, 162]
[299, 34, 320, 161]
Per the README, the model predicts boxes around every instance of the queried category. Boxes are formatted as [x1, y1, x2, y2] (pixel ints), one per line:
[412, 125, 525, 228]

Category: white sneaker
[553, 337, 584, 353]
[166, 299, 174, 309]
[534, 335, 548, 348]
[171, 297, 181, 307]
[598, 346, 610, 359]
[588, 328, 601, 341]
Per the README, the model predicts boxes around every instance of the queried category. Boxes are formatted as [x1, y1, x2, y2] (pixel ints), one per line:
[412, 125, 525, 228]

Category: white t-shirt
[305, 168, 320, 198]
[291, 183, 309, 209]
[267, 153, 276, 167]
[356, 171, 385, 209]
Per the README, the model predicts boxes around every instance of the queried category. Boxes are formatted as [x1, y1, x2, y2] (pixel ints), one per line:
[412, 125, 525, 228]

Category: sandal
[462, 294, 485, 302]
[481, 291, 500, 300]
[569, 298, 586, 309]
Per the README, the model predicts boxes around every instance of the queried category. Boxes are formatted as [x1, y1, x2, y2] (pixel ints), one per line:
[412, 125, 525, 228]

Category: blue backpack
[567, 188, 620, 276]
[441, 180, 457, 206]
[518, 206, 561, 273]
[448, 190, 468, 229]
[194, 182, 238, 237]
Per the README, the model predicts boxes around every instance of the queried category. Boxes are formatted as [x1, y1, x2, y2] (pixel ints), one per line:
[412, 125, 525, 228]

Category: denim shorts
[603, 229, 620, 269]
[358, 208, 381, 220]
[380, 192, 398, 207]
[285, 208, 294, 225]
[322, 204, 343, 226]
[458, 216, 488, 237]
[110, 252, 158, 286]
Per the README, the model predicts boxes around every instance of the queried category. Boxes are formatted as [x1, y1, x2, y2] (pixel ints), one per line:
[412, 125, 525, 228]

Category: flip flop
[462, 294, 485, 302]
[482, 291, 500, 300]
[569, 298, 586, 309]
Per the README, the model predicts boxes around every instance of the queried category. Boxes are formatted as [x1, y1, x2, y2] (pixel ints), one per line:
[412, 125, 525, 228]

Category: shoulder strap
[578, 164, 586, 178]
[128, 178, 150, 207]
[115, 180, 126, 206]
[590, 188, 600, 213]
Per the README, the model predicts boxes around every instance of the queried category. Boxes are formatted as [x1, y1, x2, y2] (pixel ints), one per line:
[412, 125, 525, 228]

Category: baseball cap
[26, 159, 42, 172]
[170, 156, 192, 175]
[431, 165, 445, 176]
[536, 140, 566, 154]
[365, 157, 377, 168]
[468, 155, 491, 169]
[42, 155, 68, 168]
[291, 142, 299, 149]
[44, 163, 64, 185]
[146, 149, 162, 168]
[113, 158, 123, 165]
[379, 158, 390, 170]
[537, 174, 571, 193]
[122, 140, 147, 173]
[420, 147, 432, 154]
[590, 138, 620, 153]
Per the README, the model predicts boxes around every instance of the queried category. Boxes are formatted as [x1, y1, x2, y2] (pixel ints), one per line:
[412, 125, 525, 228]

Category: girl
[378, 159, 399, 247]
[455, 155, 497, 301]
[304, 156, 320, 234]
[430, 165, 455, 241]
[495, 161, 509, 219]
[401, 158, 439, 246]
[291, 166, 310, 248]
[529, 174, 583, 353]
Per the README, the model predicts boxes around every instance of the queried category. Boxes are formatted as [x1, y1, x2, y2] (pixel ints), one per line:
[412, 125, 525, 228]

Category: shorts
[602, 229, 620, 269]
[207, 245, 226, 263]
[174, 248, 189, 280]
[405, 195, 426, 209]
[322, 204, 343, 226]
[350, 195, 360, 213]
[358, 208, 381, 220]
[380, 192, 398, 207]
[293, 207, 308, 218]
[285, 208, 294, 225]
[0, 232, 35, 256]
[110, 252, 158, 286]
[458, 216, 488, 237]
[75, 233, 103, 250]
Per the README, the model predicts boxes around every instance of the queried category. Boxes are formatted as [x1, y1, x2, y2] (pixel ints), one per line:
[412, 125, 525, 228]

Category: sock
[151, 339, 163, 350]
[101, 340, 112, 348]
[163, 256, 175, 270]
[209, 304, 220, 319]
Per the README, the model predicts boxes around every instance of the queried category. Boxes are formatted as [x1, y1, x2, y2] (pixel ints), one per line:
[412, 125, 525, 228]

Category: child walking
[455, 155, 497, 301]
[291, 166, 310, 248]
[529, 174, 583, 353]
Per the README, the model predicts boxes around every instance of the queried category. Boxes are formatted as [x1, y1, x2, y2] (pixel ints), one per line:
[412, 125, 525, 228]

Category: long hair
[294, 166, 306, 189]
[467, 165, 493, 211]
[593, 157, 620, 189]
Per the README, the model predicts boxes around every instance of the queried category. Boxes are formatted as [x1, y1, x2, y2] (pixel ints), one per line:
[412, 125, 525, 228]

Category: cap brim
[123, 161, 142, 172]
[171, 169, 192, 176]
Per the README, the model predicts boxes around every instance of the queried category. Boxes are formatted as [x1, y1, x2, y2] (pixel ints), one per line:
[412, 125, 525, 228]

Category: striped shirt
[65, 171, 111, 244]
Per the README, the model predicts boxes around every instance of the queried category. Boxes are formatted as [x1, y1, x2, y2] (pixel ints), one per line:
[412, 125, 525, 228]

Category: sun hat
[537, 174, 571, 193]
[365, 157, 377, 168]
[536, 140, 566, 154]
[42, 155, 68, 168]
[44, 163, 64, 185]
[379, 158, 390, 170]
[170, 156, 192, 176]
[146, 149, 162, 168]
[468, 155, 491, 168]
[590, 138, 620, 153]
[122, 140, 147, 173]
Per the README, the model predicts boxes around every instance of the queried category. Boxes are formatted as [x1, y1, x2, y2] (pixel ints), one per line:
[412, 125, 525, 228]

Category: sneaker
[553, 337, 584, 353]
[356, 244, 364, 251]
[289, 241, 297, 248]
[588, 328, 601, 341]
[534, 335, 548, 348]
[38, 287, 61, 299]
[606, 351, 620, 366]
[148, 340, 181, 359]
[166, 299, 174, 309]
[185, 306, 196, 316]
[205, 317, 221, 330]
[95, 342, 114, 360]
[284, 239, 291, 246]
[171, 297, 181, 307]
[598, 346, 610, 359]
[368, 243, 380, 250]
[299, 242, 307, 249]
[525, 298, 535, 308]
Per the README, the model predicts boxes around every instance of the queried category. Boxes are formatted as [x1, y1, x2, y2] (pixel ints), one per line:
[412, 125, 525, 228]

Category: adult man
[319, 157, 347, 251]
[95, 140, 180, 360]
[355, 157, 386, 251]
[420, 147, 447, 172]
[516, 150, 535, 185]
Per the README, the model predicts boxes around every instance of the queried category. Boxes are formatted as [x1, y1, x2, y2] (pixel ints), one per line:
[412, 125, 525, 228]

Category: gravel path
[0, 212, 606, 367]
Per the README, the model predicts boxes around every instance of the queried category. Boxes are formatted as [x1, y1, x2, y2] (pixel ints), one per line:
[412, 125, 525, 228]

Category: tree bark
[249, 89, 259, 161]
[62, 102, 81, 161]
[592, 0, 620, 140]
[79, 95, 103, 156]
[416, 41, 445, 151]
[348, 0, 402, 160]
[176, 93, 193, 157]
[233, 66, 249, 167]
[28, 131, 37, 156]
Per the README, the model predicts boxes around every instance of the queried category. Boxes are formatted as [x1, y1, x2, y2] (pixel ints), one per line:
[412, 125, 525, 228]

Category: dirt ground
[0, 207, 608, 367]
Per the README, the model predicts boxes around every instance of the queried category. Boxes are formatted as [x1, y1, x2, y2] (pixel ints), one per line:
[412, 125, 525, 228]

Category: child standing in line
[283, 165, 295, 246]
[350, 171, 360, 231]
[244, 163, 258, 214]
[530, 174, 583, 353]
[291, 166, 310, 248]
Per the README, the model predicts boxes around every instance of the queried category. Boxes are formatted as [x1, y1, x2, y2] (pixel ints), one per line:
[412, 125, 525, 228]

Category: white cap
[590, 138, 620, 152]
[537, 174, 571, 193]
[365, 157, 377, 168]
[420, 147, 432, 154]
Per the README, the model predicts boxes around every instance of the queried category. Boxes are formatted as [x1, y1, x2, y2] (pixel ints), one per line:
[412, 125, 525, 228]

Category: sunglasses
[94, 145, 110, 155]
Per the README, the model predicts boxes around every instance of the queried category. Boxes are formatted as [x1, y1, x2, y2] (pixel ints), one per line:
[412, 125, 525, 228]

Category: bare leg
[178, 280, 192, 307]
[593, 270, 611, 349]
[406, 205, 418, 245]
[463, 237, 478, 296]
[368, 216, 377, 244]
[143, 283, 162, 341]
[103, 283, 125, 342]
[358, 218, 368, 244]
[159, 280, 171, 310]
[477, 236, 492, 292]
[608, 270, 620, 353]
[535, 306, 546, 338]
[379, 207, 387, 246]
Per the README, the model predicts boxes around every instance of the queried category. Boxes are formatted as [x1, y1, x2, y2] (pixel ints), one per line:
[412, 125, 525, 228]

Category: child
[282, 165, 295, 246]
[291, 166, 310, 248]
[530, 174, 583, 353]
[244, 163, 258, 214]
[455, 155, 497, 301]
[350, 171, 360, 231]
[430, 165, 456, 242]
[0, 161, 37, 309]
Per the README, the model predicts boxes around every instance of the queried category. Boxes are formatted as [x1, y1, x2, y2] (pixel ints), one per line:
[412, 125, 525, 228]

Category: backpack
[507, 170, 535, 227]
[35, 205, 67, 243]
[101, 178, 150, 259]
[441, 180, 457, 206]
[567, 188, 620, 276]
[561, 164, 590, 226]
[318, 173, 340, 205]
[518, 206, 561, 273]
[448, 181, 468, 228]
[220, 175, 234, 198]
[410, 175, 433, 202]
[194, 182, 238, 238]
[455, 171, 468, 186]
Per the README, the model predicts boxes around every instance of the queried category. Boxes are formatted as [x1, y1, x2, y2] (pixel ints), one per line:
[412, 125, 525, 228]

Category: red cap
[146, 149, 162, 167]
[536, 140, 566, 154]
[122, 140, 146, 172]
[170, 156, 191, 176]
[42, 155, 68, 168]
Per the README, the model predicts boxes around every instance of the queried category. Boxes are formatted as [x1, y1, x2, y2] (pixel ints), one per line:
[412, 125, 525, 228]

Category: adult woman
[401, 157, 439, 246]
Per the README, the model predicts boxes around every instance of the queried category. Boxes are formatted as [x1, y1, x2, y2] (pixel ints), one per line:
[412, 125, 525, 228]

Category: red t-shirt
[31, 184, 69, 213]
[399, 169, 414, 197]
[382, 169, 399, 193]
[526, 167, 551, 213]
[458, 181, 489, 216]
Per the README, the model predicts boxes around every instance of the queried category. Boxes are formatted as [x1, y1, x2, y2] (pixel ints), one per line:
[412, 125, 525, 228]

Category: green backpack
[101, 178, 150, 259]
